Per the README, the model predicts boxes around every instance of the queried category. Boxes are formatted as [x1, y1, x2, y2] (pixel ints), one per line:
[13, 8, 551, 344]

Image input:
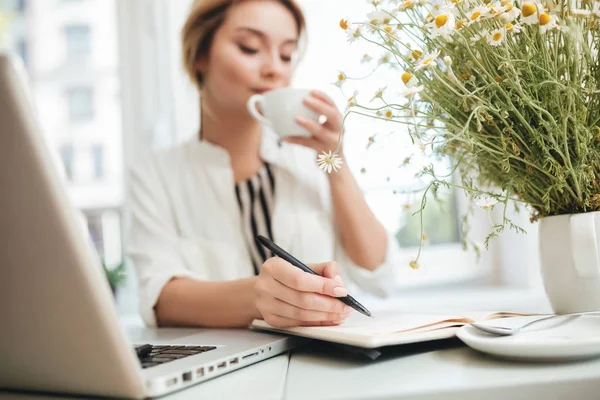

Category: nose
[260, 50, 286, 81]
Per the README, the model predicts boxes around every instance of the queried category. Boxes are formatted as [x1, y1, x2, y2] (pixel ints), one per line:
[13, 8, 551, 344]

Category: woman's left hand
[283, 90, 344, 157]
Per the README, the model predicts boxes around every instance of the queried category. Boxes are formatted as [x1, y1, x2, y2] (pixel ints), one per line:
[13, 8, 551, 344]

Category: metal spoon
[470, 311, 600, 336]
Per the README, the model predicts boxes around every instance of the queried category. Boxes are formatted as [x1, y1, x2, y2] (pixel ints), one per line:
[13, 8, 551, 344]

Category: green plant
[333, 0, 600, 267]
[102, 259, 127, 292]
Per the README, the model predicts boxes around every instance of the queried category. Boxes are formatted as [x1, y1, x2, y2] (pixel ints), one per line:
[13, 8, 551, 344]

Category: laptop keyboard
[137, 345, 217, 369]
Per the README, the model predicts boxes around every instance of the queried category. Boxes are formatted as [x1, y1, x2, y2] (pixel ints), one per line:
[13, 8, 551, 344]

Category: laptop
[0, 53, 297, 398]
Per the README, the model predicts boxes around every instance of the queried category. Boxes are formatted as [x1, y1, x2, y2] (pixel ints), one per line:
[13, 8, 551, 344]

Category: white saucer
[456, 315, 600, 362]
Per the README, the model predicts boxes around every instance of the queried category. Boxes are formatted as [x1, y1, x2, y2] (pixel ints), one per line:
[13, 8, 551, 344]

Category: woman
[127, 0, 400, 329]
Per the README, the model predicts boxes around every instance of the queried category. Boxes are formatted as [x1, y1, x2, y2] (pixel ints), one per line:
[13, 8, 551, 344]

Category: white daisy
[538, 13, 559, 34]
[467, 6, 490, 23]
[345, 90, 358, 113]
[415, 50, 441, 70]
[334, 71, 347, 88]
[410, 49, 423, 61]
[346, 27, 362, 43]
[379, 53, 392, 65]
[401, 71, 418, 87]
[339, 18, 350, 31]
[475, 194, 498, 210]
[361, 54, 373, 63]
[317, 151, 344, 173]
[429, 0, 447, 10]
[455, 18, 467, 30]
[500, 3, 521, 22]
[505, 22, 522, 33]
[383, 108, 394, 119]
[521, 1, 543, 25]
[398, 0, 415, 11]
[403, 85, 424, 98]
[371, 86, 387, 102]
[487, 28, 506, 46]
[367, 10, 392, 29]
[428, 11, 456, 39]
[487, 3, 507, 17]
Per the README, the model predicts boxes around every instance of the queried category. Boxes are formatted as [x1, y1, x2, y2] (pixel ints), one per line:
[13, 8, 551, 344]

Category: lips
[252, 88, 275, 94]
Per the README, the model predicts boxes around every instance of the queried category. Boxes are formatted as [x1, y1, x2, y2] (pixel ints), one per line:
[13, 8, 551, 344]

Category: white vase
[539, 212, 600, 313]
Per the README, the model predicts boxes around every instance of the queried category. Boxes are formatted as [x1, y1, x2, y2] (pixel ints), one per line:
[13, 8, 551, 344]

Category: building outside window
[65, 24, 91, 61]
[16, 38, 26, 66]
[91, 144, 104, 180]
[0, 0, 123, 281]
[66, 86, 94, 122]
[58, 143, 75, 181]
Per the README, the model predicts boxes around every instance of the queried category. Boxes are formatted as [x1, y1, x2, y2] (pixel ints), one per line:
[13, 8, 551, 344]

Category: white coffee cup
[247, 87, 320, 138]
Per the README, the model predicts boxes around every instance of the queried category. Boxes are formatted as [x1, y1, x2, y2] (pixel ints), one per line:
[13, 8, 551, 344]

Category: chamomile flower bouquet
[336, 0, 600, 266]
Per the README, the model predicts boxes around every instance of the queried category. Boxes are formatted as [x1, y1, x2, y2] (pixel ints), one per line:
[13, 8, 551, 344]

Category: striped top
[234, 163, 275, 275]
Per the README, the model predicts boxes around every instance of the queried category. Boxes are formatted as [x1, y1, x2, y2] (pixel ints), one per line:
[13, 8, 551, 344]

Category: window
[17, 39, 27, 67]
[16, 0, 26, 12]
[65, 24, 91, 61]
[116, 0, 487, 292]
[291, 0, 485, 286]
[91, 144, 104, 180]
[58, 143, 75, 181]
[86, 212, 104, 257]
[66, 86, 94, 121]
[0, 0, 124, 288]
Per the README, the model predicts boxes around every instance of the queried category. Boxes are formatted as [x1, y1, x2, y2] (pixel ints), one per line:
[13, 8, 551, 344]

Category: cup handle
[247, 94, 271, 126]
[570, 213, 600, 278]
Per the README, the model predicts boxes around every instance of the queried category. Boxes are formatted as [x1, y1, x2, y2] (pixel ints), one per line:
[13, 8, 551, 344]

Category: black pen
[255, 235, 373, 318]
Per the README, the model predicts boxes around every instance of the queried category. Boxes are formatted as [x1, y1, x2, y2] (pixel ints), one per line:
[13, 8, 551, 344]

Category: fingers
[256, 258, 352, 328]
[262, 258, 348, 298]
[302, 96, 341, 130]
[257, 274, 349, 314]
[294, 116, 330, 143]
[258, 297, 351, 322]
[309, 90, 336, 107]
[262, 314, 346, 328]
[309, 261, 344, 281]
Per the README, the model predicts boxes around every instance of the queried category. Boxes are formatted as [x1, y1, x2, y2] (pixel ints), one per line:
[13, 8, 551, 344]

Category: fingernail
[295, 116, 306, 124]
[334, 275, 344, 285]
[333, 287, 348, 297]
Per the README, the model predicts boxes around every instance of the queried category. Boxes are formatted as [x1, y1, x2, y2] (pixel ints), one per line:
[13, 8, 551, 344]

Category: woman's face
[196, 0, 300, 115]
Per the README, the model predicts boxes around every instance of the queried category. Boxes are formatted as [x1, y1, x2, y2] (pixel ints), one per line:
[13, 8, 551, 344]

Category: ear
[194, 56, 207, 75]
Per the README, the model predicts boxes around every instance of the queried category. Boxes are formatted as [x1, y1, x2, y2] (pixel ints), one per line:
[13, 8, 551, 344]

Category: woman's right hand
[255, 257, 353, 327]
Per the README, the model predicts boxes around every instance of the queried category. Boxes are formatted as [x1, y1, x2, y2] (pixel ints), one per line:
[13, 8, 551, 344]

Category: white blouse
[126, 128, 401, 327]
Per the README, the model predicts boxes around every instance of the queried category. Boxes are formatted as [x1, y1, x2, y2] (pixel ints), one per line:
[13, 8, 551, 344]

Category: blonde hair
[181, 0, 306, 91]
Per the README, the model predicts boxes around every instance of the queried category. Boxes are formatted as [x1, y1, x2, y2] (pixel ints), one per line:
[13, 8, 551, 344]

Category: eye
[281, 55, 292, 63]
[239, 45, 258, 54]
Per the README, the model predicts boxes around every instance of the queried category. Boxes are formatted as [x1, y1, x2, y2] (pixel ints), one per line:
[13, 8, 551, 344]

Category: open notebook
[250, 310, 532, 348]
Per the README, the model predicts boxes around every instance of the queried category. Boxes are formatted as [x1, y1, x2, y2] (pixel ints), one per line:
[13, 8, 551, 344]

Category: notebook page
[252, 310, 472, 337]
[322, 310, 472, 335]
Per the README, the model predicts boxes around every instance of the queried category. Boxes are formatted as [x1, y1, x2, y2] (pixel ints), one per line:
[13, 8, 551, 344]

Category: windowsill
[366, 284, 552, 314]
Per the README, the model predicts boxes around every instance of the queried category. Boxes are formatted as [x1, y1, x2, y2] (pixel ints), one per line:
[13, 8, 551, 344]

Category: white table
[286, 341, 600, 400]
[3, 288, 600, 400]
